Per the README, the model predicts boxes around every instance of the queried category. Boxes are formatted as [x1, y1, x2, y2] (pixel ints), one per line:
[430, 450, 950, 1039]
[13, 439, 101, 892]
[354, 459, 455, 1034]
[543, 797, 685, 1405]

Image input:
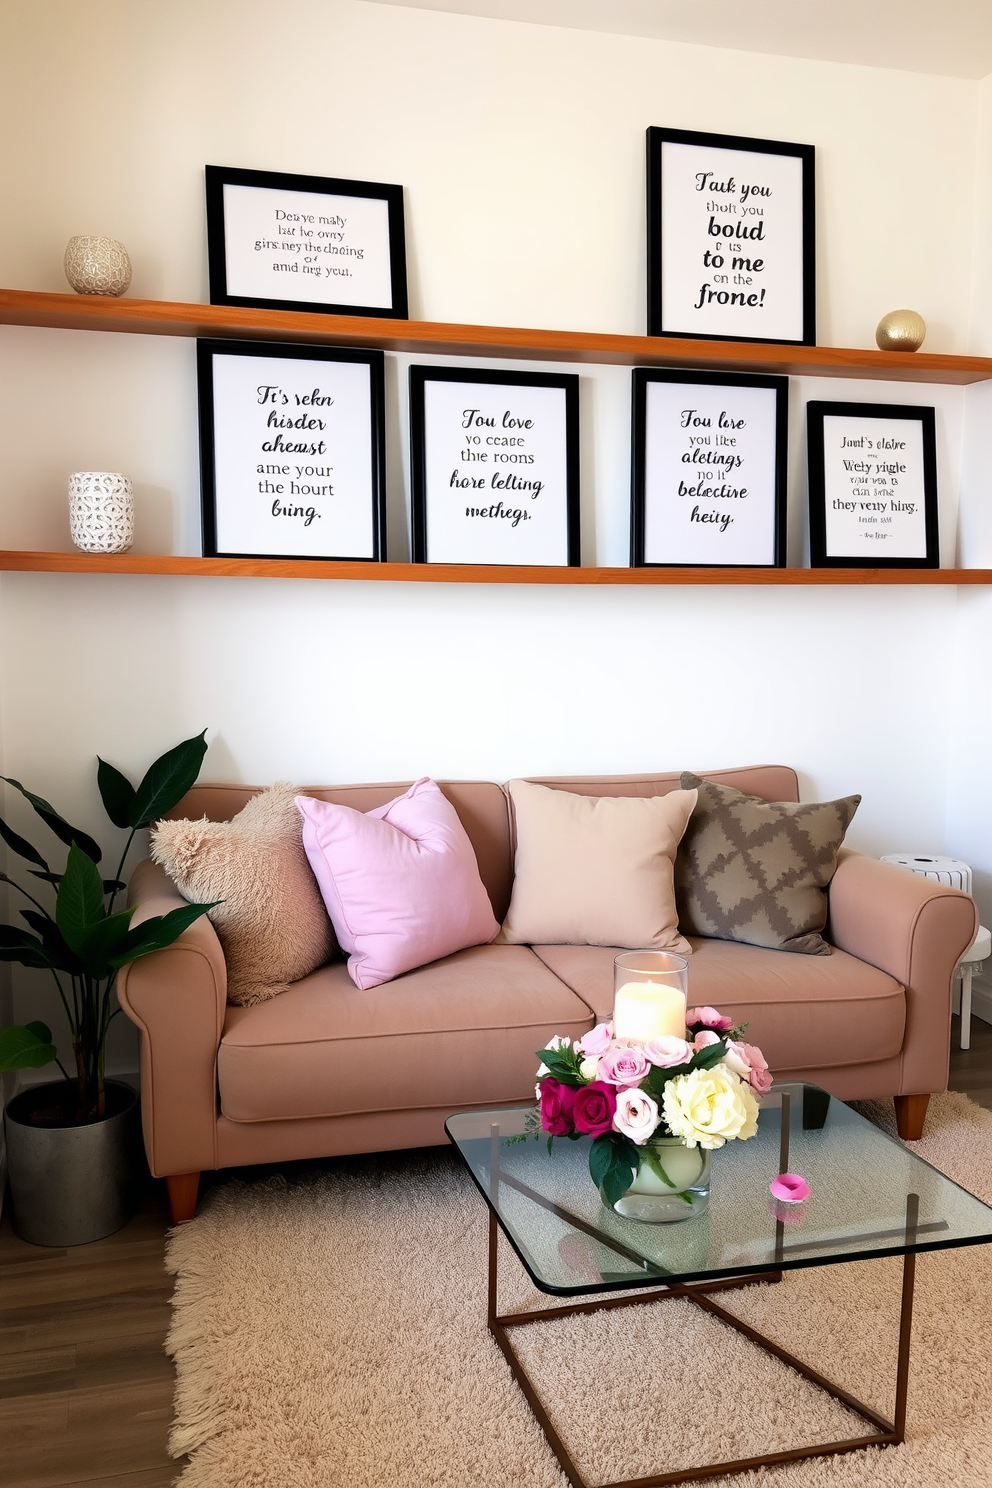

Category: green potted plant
[0, 731, 215, 1245]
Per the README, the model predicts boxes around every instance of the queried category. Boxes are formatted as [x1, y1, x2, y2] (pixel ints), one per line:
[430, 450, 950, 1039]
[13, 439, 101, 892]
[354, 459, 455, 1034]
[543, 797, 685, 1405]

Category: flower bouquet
[535, 1006, 771, 1218]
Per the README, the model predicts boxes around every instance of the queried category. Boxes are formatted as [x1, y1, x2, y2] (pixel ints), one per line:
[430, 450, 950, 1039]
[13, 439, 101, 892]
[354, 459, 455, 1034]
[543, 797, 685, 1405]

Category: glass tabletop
[446, 1084, 992, 1296]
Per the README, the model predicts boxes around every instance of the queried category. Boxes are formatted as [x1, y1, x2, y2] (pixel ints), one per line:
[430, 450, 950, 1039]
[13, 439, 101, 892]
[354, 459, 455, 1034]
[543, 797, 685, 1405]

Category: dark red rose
[572, 1080, 617, 1137]
[539, 1077, 576, 1135]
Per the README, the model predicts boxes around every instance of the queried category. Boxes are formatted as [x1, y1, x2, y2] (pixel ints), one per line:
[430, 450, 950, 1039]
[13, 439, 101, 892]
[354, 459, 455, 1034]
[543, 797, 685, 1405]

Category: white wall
[0, 0, 988, 1065]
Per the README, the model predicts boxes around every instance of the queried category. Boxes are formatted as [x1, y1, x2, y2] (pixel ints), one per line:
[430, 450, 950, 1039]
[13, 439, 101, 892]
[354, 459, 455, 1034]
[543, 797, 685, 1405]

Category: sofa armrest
[827, 848, 978, 1096]
[117, 859, 226, 1177]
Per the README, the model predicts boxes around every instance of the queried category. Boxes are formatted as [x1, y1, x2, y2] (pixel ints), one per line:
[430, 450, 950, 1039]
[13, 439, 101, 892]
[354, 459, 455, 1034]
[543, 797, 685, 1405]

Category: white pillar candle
[613, 981, 686, 1042]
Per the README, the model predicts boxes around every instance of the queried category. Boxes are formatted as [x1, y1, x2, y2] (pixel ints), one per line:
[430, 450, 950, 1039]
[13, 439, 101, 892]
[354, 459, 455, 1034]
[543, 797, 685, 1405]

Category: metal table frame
[481, 1094, 920, 1488]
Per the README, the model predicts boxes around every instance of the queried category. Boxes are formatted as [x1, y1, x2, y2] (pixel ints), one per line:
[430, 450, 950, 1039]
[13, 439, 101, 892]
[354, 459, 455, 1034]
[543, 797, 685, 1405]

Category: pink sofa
[118, 765, 978, 1224]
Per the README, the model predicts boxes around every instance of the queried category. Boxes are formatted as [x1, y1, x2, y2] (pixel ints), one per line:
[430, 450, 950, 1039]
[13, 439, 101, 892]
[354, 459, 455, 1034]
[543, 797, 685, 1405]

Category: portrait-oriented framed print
[647, 127, 815, 345]
[807, 401, 938, 568]
[205, 164, 408, 318]
[409, 367, 580, 567]
[631, 368, 788, 568]
[197, 339, 386, 562]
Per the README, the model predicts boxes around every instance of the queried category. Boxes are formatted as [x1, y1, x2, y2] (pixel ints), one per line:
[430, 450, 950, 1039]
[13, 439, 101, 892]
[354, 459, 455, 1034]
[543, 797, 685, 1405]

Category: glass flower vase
[606, 1137, 711, 1223]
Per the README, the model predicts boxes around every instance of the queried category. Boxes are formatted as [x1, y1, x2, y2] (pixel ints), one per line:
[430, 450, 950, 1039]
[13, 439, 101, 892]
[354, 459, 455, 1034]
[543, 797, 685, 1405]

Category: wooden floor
[3, 1015, 992, 1487]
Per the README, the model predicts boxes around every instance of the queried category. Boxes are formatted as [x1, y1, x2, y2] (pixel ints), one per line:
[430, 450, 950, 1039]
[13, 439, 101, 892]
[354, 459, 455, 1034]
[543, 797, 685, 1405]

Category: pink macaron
[770, 1173, 811, 1203]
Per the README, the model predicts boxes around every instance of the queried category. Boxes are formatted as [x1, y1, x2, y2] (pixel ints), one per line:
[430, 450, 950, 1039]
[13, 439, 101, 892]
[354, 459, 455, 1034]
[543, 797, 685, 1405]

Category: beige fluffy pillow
[150, 783, 336, 1006]
[500, 779, 698, 951]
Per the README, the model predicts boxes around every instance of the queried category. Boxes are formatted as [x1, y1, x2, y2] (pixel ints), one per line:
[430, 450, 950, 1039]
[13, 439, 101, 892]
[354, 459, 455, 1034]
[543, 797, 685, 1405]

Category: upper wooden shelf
[0, 551, 988, 586]
[3, 288, 991, 384]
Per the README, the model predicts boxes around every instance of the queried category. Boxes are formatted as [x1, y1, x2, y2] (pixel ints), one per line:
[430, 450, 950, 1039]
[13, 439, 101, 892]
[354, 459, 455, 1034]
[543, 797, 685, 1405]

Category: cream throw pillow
[500, 779, 698, 951]
[150, 782, 336, 1006]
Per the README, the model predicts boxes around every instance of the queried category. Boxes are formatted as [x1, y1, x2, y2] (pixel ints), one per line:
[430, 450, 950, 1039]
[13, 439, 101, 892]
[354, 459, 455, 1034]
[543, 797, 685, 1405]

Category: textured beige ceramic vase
[875, 309, 926, 352]
[63, 236, 132, 296]
[69, 472, 134, 553]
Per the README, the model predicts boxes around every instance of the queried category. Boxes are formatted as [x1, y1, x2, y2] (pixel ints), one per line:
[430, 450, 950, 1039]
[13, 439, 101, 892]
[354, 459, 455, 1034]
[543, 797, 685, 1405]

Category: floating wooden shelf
[4, 289, 989, 590]
[2, 287, 991, 384]
[0, 551, 988, 586]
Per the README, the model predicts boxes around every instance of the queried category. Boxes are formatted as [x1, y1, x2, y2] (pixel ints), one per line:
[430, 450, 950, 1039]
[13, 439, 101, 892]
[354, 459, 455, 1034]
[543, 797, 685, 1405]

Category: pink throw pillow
[296, 778, 499, 989]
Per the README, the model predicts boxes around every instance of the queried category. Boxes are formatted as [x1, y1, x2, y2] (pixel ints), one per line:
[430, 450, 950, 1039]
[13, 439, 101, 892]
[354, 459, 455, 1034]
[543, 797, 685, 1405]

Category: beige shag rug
[166, 1091, 992, 1487]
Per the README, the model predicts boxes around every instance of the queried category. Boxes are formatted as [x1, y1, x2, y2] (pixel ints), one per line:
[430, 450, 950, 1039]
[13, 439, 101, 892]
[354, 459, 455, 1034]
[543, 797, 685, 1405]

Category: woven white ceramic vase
[69, 472, 134, 553]
[63, 236, 132, 296]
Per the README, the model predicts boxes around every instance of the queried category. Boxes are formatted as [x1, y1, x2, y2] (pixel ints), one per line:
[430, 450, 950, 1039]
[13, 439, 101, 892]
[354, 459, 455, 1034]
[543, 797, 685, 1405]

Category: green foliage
[0, 732, 211, 1120]
[534, 1041, 585, 1088]
[0, 1020, 56, 1069]
[588, 1130, 639, 1206]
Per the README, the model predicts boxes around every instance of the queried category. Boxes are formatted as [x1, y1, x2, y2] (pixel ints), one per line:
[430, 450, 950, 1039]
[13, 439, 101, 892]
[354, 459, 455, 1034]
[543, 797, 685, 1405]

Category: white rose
[578, 1056, 600, 1081]
[662, 1064, 760, 1149]
[613, 1088, 660, 1145]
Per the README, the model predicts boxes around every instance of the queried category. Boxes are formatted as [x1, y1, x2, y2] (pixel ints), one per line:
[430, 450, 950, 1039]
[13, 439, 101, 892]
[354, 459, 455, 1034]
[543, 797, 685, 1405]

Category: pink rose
[613, 1087, 660, 1145]
[741, 1041, 773, 1095]
[722, 1039, 752, 1079]
[597, 1045, 651, 1087]
[644, 1035, 693, 1069]
[693, 1030, 721, 1050]
[578, 1022, 613, 1057]
[687, 1006, 735, 1032]
[572, 1081, 617, 1137]
[539, 1077, 576, 1135]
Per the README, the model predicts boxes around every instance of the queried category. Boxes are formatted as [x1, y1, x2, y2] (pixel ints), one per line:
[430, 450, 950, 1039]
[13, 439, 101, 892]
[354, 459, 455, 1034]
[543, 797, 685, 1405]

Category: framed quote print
[807, 401, 938, 568]
[647, 127, 815, 345]
[205, 165, 408, 318]
[197, 339, 386, 562]
[409, 367, 580, 567]
[631, 368, 788, 568]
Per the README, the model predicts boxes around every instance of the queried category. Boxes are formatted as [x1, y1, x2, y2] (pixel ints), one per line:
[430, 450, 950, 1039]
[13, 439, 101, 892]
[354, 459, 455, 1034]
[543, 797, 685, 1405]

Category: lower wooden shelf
[0, 550, 988, 586]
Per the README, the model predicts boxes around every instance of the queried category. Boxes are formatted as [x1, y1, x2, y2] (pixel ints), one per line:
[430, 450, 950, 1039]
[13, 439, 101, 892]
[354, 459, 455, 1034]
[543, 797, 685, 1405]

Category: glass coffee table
[446, 1084, 992, 1488]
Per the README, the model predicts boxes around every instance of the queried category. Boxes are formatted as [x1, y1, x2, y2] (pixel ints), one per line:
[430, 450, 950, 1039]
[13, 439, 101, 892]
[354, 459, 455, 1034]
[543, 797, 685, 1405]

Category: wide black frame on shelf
[631, 367, 788, 569]
[409, 365, 581, 568]
[647, 126, 815, 346]
[205, 164, 408, 319]
[807, 400, 939, 569]
[197, 338, 387, 562]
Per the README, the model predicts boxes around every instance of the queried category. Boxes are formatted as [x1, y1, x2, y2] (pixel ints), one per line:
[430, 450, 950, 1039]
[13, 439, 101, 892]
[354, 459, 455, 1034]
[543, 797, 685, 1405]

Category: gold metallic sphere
[875, 309, 926, 352]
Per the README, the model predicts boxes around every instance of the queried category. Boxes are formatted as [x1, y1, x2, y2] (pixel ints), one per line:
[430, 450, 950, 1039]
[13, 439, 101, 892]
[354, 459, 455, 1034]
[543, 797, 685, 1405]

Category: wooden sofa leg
[167, 1172, 201, 1224]
[894, 1094, 930, 1141]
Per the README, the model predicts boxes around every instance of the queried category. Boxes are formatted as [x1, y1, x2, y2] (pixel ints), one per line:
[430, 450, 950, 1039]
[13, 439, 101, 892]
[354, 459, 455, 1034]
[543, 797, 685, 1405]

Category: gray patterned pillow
[675, 773, 860, 956]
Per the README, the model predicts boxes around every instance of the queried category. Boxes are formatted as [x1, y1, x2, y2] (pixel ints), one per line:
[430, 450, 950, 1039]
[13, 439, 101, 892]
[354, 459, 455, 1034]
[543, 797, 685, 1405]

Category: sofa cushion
[500, 778, 697, 951]
[150, 782, 336, 1007]
[531, 938, 905, 1073]
[297, 778, 500, 990]
[675, 773, 861, 956]
[217, 943, 593, 1123]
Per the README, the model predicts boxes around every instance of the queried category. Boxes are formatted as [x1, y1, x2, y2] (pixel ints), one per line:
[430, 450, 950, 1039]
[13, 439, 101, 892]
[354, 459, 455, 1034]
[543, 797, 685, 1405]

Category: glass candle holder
[613, 950, 688, 1043]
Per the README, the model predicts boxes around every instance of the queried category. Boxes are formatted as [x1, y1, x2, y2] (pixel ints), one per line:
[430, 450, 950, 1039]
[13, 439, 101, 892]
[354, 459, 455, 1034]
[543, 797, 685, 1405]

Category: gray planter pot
[4, 1078, 142, 1246]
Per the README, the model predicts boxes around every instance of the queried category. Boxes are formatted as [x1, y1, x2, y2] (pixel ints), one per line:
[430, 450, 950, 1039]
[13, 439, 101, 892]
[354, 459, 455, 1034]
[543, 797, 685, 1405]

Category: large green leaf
[129, 731, 208, 828]
[0, 813, 50, 871]
[1, 777, 103, 864]
[71, 909, 138, 978]
[97, 757, 137, 830]
[20, 910, 84, 974]
[587, 1131, 638, 1206]
[55, 844, 107, 955]
[0, 1021, 57, 1070]
[108, 901, 218, 968]
[0, 924, 53, 969]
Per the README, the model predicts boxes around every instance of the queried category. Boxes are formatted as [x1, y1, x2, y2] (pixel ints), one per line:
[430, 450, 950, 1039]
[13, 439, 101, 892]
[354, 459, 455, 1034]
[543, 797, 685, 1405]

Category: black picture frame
[409, 366, 580, 567]
[647, 126, 815, 345]
[631, 367, 788, 568]
[205, 164, 408, 319]
[197, 338, 386, 562]
[806, 401, 939, 568]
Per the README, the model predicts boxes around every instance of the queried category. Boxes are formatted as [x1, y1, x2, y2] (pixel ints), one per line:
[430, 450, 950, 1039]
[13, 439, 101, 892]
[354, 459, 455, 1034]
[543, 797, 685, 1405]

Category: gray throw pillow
[675, 773, 860, 956]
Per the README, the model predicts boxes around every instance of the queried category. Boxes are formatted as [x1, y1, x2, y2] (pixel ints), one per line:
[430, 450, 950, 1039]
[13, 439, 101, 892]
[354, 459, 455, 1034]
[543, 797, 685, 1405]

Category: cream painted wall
[0, 0, 989, 1063]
